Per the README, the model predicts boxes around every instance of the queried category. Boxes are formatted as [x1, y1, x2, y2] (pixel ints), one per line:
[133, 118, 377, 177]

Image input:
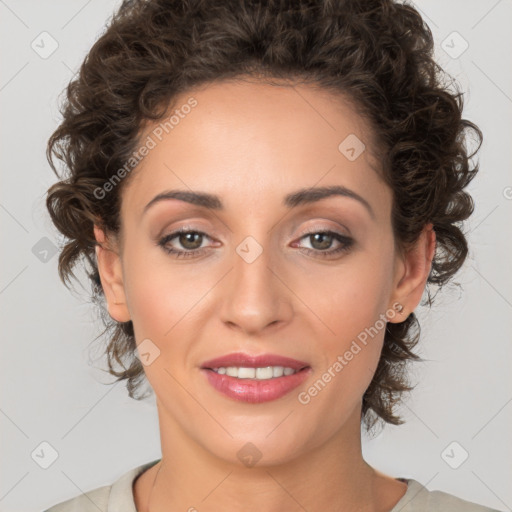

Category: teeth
[237, 367, 255, 379]
[256, 367, 273, 379]
[273, 366, 284, 377]
[226, 367, 239, 377]
[212, 366, 299, 379]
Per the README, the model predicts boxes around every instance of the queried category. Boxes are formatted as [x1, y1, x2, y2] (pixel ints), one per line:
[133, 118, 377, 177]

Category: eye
[157, 228, 354, 260]
[158, 228, 213, 259]
[293, 230, 354, 259]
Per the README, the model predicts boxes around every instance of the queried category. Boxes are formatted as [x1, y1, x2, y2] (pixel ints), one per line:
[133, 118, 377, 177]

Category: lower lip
[201, 368, 312, 403]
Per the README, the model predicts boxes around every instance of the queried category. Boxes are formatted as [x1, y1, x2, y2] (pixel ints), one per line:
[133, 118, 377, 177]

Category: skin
[94, 78, 436, 512]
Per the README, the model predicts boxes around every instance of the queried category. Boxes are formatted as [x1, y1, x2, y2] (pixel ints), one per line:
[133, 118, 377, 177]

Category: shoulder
[42, 459, 161, 512]
[392, 479, 503, 512]
[43, 484, 111, 512]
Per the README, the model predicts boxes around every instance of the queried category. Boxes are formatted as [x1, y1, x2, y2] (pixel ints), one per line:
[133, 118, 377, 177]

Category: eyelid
[157, 221, 352, 244]
[297, 221, 351, 238]
[159, 226, 215, 245]
[158, 223, 348, 243]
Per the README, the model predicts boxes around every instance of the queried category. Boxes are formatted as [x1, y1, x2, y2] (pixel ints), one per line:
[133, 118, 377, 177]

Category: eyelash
[157, 227, 354, 260]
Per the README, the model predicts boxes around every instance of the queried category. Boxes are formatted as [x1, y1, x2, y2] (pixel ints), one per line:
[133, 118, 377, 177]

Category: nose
[219, 238, 293, 335]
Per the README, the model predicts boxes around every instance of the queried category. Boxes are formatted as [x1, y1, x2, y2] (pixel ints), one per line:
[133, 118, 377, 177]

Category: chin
[207, 435, 309, 469]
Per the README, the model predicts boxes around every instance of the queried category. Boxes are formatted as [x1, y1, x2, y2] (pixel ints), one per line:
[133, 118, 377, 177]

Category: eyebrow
[143, 185, 375, 219]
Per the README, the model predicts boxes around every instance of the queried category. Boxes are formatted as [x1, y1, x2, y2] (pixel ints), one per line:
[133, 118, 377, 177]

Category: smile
[200, 352, 312, 403]
[212, 366, 298, 379]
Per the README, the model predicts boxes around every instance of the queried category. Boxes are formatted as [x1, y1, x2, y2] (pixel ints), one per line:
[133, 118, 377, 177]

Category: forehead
[121, 79, 388, 219]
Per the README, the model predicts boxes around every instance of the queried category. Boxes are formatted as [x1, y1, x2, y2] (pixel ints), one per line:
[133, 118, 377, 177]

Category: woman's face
[95, 79, 431, 466]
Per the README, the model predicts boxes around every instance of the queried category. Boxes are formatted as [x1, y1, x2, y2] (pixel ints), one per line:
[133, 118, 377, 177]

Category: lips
[200, 352, 310, 371]
[199, 352, 312, 403]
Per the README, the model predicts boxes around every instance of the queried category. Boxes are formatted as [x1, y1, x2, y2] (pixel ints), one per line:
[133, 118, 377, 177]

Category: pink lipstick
[200, 352, 312, 403]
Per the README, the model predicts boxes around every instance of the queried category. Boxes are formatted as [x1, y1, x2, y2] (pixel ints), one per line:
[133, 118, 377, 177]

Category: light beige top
[43, 459, 501, 512]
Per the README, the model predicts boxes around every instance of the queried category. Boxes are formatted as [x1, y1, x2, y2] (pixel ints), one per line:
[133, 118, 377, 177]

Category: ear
[93, 224, 131, 323]
[387, 222, 436, 322]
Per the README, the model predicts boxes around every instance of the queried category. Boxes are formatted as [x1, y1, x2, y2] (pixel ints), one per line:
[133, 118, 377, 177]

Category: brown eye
[308, 232, 334, 250]
[158, 229, 212, 259]
[178, 232, 203, 250]
[295, 230, 354, 259]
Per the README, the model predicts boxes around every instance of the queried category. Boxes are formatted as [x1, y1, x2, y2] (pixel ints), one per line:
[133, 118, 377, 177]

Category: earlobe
[388, 223, 436, 323]
[93, 225, 131, 323]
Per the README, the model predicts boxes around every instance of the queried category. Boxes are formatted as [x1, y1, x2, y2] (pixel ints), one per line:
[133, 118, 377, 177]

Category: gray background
[1, 1, 511, 511]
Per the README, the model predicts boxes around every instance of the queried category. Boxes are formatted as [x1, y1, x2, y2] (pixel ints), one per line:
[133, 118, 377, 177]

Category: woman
[43, 0, 499, 510]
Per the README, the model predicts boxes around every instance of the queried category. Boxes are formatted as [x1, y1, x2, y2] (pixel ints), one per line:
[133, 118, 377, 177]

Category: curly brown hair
[46, 0, 482, 430]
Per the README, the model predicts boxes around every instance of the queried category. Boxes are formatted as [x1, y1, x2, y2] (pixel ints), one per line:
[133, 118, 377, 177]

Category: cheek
[122, 242, 209, 334]
[124, 270, 174, 337]
[298, 252, 391, 344]
[122, 257, 201, 389]
[299, 297, 387, 422]
[296, 248, 392, 398]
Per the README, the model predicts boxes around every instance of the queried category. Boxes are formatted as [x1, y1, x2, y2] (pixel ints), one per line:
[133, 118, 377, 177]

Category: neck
[134, 402, 403, 512]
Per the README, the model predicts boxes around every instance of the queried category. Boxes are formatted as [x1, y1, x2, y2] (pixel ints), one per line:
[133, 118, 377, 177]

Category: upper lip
[200, 352, 310, 371]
